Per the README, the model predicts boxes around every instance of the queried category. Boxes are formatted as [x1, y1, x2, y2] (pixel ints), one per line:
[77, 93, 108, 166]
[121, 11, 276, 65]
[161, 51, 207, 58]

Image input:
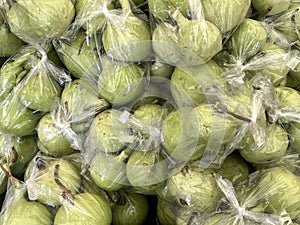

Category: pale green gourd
[102, 0, 151, 62]
[152, 11, 222, 66]
[7, 0, 75, 43]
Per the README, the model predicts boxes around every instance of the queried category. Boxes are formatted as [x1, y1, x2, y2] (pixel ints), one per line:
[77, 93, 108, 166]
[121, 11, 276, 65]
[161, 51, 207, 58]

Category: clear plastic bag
[0, 180, 53, 225]
[0, 8, 25, 57]
[24, 152, 82, 207]
[1, 0, 300, 224]
[5, 0, 75, 43]
[201, 175, 293, 225]
[84, 106, 170, 194]
[0, 45, 71, 136]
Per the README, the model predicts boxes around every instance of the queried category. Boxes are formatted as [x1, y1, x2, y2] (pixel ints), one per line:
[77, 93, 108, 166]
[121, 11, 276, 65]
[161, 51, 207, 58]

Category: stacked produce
[0, 0, 300, 224]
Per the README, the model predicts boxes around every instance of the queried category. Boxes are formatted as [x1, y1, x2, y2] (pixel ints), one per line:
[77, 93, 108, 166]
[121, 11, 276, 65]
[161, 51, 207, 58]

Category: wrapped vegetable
[251, 0, 291, 16]
[148, 0, 189, 20]
[7, 0, 75, 43]
[254, 167, 300, 220]
[161, 162, 222, 212]
[156, 197, 202, 225]
[170, 60, 223, 106]
[150, 58, 174, 79]
[53, 164, 112, 225]
[202, 176, 293, 225]
[53, 29, 101, 79]
[0, 134, 37, 177]
[149, 0, 250, 34]
[217, 152, 249, 185]
[102, 0, 151, 62]
[239, 124, 289, 164]
[1, 0, 300, 223]
[222, 43, 292, 86]
[98, 57, 146, 106]
[133, 103, 168, 149]
[24, 155, 81, 207]
[54, 192, 112, 225]
[87, 105, 169, 193]
[126, 147, 168, 194]
[0, 45, 71, 136]
[86, 109, 136, 154]
[225, 18, 268, 59]
[201, 0, 251, 33]
[162, 104, 237, 162]
[156, 198, 178, 225]
[111, 192, 149, 225]
[88, 149, 129, 191]
[0, 10, 25, 57]
[36, 113, 78, 157]
[0, 45, 71, 112]
[0, 46, 38, 102]
[152, 9, 222, 66]
[61, 79, 109, 133]
[0, 92, 42, 137]
[270, 4, 300, 46]
[0, 182, 53, 225]
[75, 0, 114, 33]
[254, 149, 300, 173]
[249, 44, 290, 86]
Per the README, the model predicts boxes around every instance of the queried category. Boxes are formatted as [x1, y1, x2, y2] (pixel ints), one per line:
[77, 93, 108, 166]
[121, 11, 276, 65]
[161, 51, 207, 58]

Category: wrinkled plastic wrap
[5, 0, 75, 43]
[0, 45, 71, 137]
[0, 8, 25, 57]
[0, 0, 300, 224]
[0, 181, 53, 225]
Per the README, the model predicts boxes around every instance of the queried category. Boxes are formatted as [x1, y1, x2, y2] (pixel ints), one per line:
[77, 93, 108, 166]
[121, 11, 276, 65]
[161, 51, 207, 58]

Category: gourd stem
[78, 32, 88, 56]
[0, 162, 21, 185]
[0, 163, 10, 178]
[215, 101, 252, 123]
[116, 192, 127, 206]
[11, 148, 18, 165]
[225, 108, 252, 123]
[95, 99, 110, 114]
[54, 164, 75, 205]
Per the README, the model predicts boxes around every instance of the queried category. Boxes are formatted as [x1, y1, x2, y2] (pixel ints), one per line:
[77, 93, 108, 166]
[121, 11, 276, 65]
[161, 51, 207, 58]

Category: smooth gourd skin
[1, 195, 52, 225]
[54, 193, 112, 225]
[251, 0, 290, 16]
[89, 150, 127, 191]
[103, 15, 151, 62]
[98, 60, 146, 106]
[112, 193, 149, 225]
[0, 93, 43, 137]
[87, 109, 133, 153]
[18, 68, 62, 112]
[257, 167, 300, 219]
[37, 113, 76, 157]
